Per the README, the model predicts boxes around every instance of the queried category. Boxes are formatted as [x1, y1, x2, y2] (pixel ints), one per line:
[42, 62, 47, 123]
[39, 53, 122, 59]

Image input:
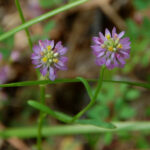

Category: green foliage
[78, 119, 115, 129]
[28, 100, 116, 129]
[39, 0, 63, 8]
[124, 18, 150, 73]
[103, 133, 113, 145]
[1, 78, 149, 89]
[136, 136, 150, 148]
[119, 105, 136, 119]
[0, 27, 14, 59]
[87, 105, 110, 120]
[126, 89, 140, 101]
[44, 20, 56, 34]
[145, 107, 150, 116]
[1, 0, 150, 149]
[28, 100, 72, 123]
[134, 0, 150, 10]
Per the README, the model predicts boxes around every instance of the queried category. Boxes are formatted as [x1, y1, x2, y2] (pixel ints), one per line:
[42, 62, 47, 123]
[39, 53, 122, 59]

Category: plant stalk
[37, 85, 46, 150]
[15, 0, 33, 50]
[71, 66, 105, 122]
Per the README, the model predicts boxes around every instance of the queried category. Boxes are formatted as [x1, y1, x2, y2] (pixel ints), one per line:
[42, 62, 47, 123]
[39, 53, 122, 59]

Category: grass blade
[0, 0, 88, 41]
[77, 119, 116, 129]
[28, 100, 72, 123]
[1, 122, 150, 138]
[28, 100, 116, 129]
[0, 79, 150, 89]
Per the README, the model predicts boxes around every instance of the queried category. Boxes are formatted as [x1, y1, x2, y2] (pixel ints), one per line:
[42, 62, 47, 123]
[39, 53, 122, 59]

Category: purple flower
[31, 40, 68, 81]
[91, 27, 131, 69]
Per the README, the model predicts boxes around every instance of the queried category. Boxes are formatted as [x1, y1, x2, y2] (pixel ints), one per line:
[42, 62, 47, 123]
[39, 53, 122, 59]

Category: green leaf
[145, 107, 150, 116]
[126, 89, 140, 100]
[1, 122, 150, 138]
[39, 0, 62, 8]
[134, 0, 150, 10]
[87, 105, 109, 120]
[136, 137, 150, 148]
[77, 119, 116, 129]
[44, 21, 56, 34]
[28, 100, 72, 123]
[28, 101, 116, 129]
[0, 0, 88, 41]
[77, 77, 93, 99]
[0, 48, 11, 59]
[103, 133, 113, 145]
[0, 79, 150, 90]
[119, 106, 136, 119]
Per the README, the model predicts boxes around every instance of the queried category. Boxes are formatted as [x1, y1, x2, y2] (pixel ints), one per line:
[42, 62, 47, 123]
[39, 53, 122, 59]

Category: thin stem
[15, 0, 40, 78]
[71, 66, 105, 122]
[0, 79, 149, 89]
[1, 122, 150, 138]
[37, 85, 46, 150]
[15, 0, 33, 50]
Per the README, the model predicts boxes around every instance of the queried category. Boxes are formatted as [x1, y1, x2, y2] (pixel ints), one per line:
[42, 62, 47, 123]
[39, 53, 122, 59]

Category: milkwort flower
[91, 27, 131, 69]
[31, 40, 68, 81]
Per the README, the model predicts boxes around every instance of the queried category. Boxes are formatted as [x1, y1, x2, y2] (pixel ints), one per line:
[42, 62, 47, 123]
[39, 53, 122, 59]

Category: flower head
[31, 40, 68, 81]
[91, 27, 131, 69]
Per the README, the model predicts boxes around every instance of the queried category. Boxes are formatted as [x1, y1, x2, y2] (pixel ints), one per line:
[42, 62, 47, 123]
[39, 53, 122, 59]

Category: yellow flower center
[41, 45, 59, 64]
[117, 44, 123, 49]
[53, 58, 59, 63]
[108, 46, 113, 51]
[47, 45, 52, 51]
[42, 57, 48, 63]
[106, 34, 111, 39]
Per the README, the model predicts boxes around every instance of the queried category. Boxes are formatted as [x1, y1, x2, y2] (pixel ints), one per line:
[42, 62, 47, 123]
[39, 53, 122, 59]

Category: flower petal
[117, 31, 125, 39]
[50, 40, 54, 49]
[40, 67, 47, 76]
[99, 32, 106, 42]
[58, 47, 68, 55]
[49, 67, 56, 81]
[112, 27, 116, 38]
[55, 41, 62, 49]
[92, 37, 101, 45]
[105, 28, 111, 37]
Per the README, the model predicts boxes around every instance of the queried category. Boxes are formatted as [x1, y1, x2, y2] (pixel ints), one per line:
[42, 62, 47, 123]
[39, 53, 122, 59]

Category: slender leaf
[77, 119, 116, 129]
[1, 122, 150, 138]
[28, 100, 72, 123]
[28, 101, 116, 129]
[0, 0, 88, 41]
[0, 79, 150, 89]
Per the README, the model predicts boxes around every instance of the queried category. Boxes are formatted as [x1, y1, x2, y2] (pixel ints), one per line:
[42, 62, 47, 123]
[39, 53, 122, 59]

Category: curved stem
[71, 66, 105, 122]
[15, 0, 33, 50]
[37, 85, 46, 150]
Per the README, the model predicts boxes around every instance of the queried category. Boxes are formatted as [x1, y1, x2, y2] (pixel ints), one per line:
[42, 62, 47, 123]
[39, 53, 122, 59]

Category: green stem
[0, 79, 150, 89]
[15, 0, 40, 78]
[2, 122, 150, 138]
[37, 85, 46, 150]
[15, 0, 33, 50]
[71, 66, 105, 122]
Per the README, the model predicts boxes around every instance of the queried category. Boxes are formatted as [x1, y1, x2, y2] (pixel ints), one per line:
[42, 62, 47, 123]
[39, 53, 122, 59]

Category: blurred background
[0, 0, 150, 149]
